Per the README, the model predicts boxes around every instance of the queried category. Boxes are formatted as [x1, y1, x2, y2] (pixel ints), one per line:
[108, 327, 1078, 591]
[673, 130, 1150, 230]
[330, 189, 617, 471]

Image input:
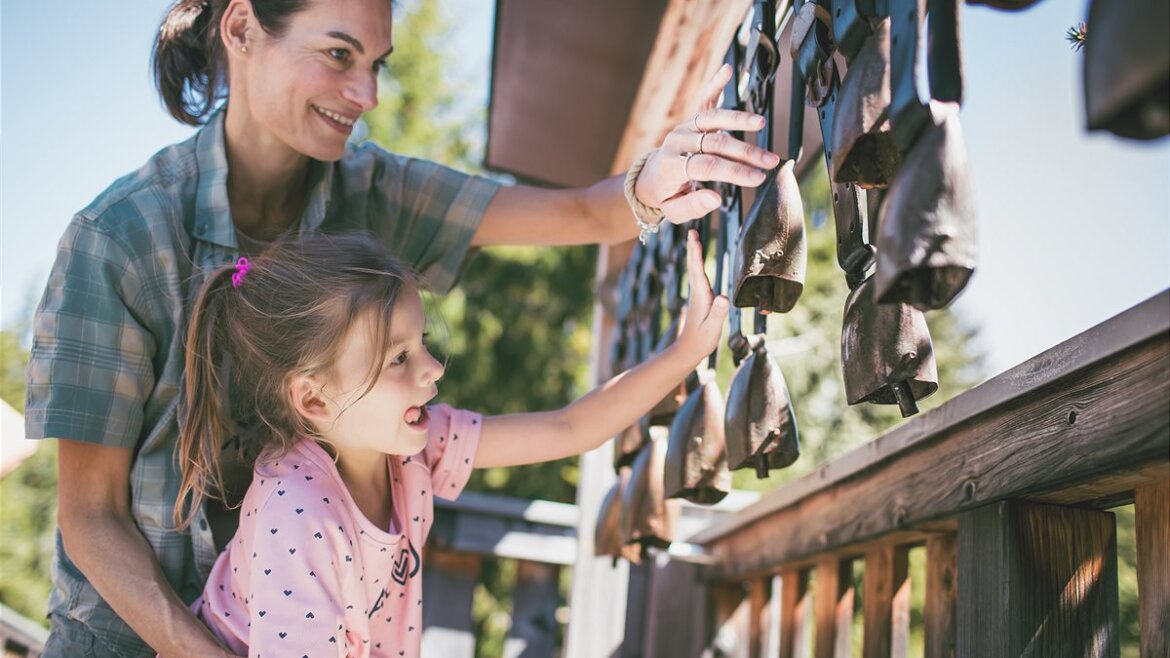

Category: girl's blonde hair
[176, 231, 415, 529]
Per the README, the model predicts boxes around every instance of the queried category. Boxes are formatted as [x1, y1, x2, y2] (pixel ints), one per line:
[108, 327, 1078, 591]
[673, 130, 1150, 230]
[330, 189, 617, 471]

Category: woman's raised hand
[676, 229, 729, 359]
[634, 63, 782, 223]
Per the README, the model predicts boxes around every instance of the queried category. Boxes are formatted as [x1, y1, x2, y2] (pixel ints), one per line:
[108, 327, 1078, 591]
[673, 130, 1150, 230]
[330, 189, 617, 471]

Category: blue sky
[2, 0, 1168, 377]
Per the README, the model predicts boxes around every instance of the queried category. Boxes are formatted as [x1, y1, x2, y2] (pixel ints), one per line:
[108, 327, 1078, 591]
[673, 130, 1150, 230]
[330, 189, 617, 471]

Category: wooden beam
[610, 0, 753, 172]
[956, 501, 1119, 658]
[641, 556, 711, 657]
[1134, 481, 1169, 658]
[693, 293, 1169, 580]
[923, 534, 957, 658]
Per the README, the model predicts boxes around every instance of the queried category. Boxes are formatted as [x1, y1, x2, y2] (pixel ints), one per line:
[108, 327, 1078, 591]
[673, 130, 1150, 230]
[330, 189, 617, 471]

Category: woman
[25, 0, 778, 656]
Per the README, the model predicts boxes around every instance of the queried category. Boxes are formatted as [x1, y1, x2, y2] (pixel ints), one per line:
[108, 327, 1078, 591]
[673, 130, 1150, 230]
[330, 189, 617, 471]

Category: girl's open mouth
[404, 405, 430, 431]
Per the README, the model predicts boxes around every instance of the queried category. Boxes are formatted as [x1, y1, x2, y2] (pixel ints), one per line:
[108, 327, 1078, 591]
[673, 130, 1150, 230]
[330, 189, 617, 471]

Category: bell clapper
[891, 380, 919, 417]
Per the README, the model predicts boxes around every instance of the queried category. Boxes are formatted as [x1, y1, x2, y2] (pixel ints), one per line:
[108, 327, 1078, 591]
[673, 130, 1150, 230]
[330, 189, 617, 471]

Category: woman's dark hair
[175, 232, 415, 529]
[152, 0, 309, 125]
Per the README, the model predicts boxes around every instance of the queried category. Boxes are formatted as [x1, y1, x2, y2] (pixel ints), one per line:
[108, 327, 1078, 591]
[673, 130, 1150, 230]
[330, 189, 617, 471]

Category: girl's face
[232, 0, 394, 161]
[319, 285, 445, 460]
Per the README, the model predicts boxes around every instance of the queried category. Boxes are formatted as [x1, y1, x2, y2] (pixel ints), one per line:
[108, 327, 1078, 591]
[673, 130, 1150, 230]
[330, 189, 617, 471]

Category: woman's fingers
[684, 230, 729, 331]
[696, 63, 733, 111]
[667, 128, 779, 171]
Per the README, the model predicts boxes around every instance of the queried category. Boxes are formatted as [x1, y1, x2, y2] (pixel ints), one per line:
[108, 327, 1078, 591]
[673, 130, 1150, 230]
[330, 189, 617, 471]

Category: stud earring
[241, 45, 248, 53]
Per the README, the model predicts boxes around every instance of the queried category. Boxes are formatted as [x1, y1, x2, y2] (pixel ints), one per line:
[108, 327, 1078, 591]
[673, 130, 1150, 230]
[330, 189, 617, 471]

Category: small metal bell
[841, 275, 938, 417]
[612, 420, 648, 471]
[874, 104, 976, 310]
[831, 19, 900, 188]
[619, 429, 679, 559]
[1083, 0, 1170, 140]
[664, 378, 731, 504]
[724, 335, 800, 479]
[732, 161, 807, 313]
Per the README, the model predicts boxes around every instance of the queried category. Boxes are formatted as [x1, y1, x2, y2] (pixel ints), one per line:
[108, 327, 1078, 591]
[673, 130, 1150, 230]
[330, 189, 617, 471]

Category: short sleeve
[246, 485, 362, 658]
[422, 404, 482, 501]
[351, 146, 501, 294]
[25, 216, 157, 447]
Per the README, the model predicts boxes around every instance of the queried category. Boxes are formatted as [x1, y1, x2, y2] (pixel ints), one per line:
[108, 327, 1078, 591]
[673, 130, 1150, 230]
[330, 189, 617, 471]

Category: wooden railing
[632, 291, 1169, 658]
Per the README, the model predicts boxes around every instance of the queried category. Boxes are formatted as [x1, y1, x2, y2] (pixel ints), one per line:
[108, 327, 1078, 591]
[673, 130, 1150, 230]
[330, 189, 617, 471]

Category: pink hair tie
[231, 257, 251, 289]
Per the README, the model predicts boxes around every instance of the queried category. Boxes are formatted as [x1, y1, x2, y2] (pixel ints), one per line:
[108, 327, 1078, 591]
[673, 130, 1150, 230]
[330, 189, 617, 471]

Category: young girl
[176, 230, 727, 657]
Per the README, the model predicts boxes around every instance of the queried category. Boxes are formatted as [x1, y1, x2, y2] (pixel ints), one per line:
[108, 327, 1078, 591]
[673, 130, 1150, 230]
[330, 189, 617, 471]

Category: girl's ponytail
[152, 0, 225, 126]
[175, 267, 236, 530]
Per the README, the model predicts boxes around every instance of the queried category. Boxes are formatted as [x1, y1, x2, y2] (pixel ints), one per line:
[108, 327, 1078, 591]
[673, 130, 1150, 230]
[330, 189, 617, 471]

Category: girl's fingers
[692, 108, 768, 134]
[664, 129, 780, 171]
[661, 189, 723, 225]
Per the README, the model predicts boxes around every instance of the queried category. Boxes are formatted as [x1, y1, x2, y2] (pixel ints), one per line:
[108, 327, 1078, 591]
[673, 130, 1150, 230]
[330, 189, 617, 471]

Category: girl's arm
[474, 230, 728, 468]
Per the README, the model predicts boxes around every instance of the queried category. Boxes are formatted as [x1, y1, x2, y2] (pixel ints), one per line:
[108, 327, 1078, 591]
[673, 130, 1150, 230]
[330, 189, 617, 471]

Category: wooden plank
[698, 325, 1169, 580]
[1134, 481, 1170, 658]
[956, 500, 1119, 658]
[422, 549, 482, 657]
[750, 576, 773, 658]
[695, 292, 1170, 547]
[923, 534, 957, 658]
[779, 568, 813, 658]
[814, 558, 855, 658]
[862, 544, 910, 658]
[504, 561, 561, 658]
[622, 561, 652, 658]
[609, 0, 753, 172]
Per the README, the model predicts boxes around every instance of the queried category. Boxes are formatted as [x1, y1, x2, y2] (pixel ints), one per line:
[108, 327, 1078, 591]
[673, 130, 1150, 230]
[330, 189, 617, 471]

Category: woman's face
[235, 0, 394, 161]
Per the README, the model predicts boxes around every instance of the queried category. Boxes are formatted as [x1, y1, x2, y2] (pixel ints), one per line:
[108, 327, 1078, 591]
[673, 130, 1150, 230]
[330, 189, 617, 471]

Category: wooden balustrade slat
[780, 568, 813, 658]
[1134, 481, 1169, 658]
[956, 500, 1119, 658]
[641, 557, 710, 658]
[814, 559, 855, 658]
[709, 583, 752, 658]
[504, 561, 561, 658]
[750, 576, 773, 658]
[422, 549, 482, 657]
[862, 544, 910, 658]
[924, 534, 957, 658]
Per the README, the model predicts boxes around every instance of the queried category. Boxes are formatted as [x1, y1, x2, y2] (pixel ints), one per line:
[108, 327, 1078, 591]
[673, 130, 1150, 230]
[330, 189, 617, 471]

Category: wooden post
[924, 534, 957, 658]
[642, 555, 710, 658]
[815, 558, 855, 658]
[422, 549, 482, 657]
[779, 568, 813, 658]
[957, 500, 1119, 658]
[862, 544, 910, 658]
[1134, 481, 1169, 658]
[504, 561, 561, 658]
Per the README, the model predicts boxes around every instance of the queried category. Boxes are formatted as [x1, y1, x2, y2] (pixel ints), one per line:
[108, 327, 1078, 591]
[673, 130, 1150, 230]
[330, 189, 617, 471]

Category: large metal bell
[874, 104, 976, 310]
[724, 335, 800, 479]
[831, 19, 900, 188]
[841, 275, 938, 417]
[1083, 0, 1170, 140]
[664, 379, 731, 504]
[619, 430, 679, 561]
[732, 161, 807, 313]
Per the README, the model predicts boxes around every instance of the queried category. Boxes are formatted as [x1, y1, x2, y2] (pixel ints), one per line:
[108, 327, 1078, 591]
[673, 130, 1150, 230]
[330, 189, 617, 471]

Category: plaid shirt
[25, 110, 499, 657]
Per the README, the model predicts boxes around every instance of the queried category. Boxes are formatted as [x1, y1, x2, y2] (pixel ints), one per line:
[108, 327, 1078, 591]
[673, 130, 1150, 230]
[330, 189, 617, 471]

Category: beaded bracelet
[623, 150, 665, 244]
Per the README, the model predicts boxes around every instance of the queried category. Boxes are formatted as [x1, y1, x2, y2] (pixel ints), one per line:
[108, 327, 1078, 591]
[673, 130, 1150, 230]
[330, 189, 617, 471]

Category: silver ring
[697, 132, 709, 155]
[692, 113, 702, 132]
[682, 152, 697, 181]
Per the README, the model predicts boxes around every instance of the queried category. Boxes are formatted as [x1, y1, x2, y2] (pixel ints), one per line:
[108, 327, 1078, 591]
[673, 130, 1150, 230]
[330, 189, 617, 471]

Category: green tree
[0, 330, 58, 623]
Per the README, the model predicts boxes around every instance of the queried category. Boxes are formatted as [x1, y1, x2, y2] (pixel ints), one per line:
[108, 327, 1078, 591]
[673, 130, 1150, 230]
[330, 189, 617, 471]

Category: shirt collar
[193, 109, 334, 248]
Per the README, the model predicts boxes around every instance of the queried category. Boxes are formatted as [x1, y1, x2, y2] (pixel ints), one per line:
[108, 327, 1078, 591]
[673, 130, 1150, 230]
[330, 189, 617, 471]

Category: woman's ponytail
[152, 0, 225, 126]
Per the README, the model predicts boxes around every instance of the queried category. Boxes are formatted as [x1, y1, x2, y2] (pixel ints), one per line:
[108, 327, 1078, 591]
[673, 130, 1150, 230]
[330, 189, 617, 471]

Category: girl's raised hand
[676, 229, 729, 359]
